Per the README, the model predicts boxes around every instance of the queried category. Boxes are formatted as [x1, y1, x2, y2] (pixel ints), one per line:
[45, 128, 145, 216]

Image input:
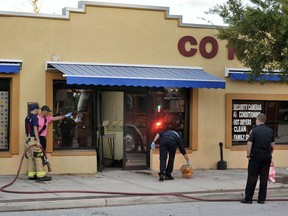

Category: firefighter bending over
[151, 127, 190, 181]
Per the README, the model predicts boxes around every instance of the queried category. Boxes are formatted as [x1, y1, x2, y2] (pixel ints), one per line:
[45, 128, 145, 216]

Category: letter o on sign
[199, 36, 218, 59]
[178, 36, 197, 57]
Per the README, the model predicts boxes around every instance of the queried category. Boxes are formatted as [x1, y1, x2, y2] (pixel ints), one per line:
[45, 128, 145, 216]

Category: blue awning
[46, 62, 225, 89]
[230, 73, 281, 81]
[0, 61, 22, 73]
[226, 68, 281, 81]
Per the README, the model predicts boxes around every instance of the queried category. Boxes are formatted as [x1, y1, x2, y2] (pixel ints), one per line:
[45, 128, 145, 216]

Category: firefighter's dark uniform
[25, 113, 47, 179]
[244, 124, 275, 203]
[158, 130, 186, 177]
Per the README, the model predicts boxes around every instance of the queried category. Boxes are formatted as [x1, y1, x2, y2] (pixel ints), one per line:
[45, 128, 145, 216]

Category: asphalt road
[2, 201, 288, 216]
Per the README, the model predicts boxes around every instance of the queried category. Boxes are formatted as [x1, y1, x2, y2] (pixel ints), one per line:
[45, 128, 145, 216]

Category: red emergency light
[155, 121, 162, 127]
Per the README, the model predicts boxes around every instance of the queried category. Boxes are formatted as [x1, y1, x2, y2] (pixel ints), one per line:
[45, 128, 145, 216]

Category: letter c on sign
[199, 36, 218, 59]
[178, 36, 197, 57]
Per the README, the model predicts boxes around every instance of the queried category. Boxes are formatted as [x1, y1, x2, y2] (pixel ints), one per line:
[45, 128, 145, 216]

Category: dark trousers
[244, 154, 271, 201]
[159, 138, 177, 176]
[39, 136, 46, 151]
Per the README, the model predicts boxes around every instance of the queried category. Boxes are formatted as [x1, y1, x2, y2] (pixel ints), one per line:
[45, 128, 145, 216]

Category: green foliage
[208, 0, 288, 82]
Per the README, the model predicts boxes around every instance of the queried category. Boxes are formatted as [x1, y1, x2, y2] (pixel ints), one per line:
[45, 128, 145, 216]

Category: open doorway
[101, 91, 124, 169]
[100, 91, 149, 170]
[99, 88, 190, 170]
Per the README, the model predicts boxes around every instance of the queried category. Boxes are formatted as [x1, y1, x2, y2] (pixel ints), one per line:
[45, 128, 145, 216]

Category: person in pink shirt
[38, 105, 72, 150]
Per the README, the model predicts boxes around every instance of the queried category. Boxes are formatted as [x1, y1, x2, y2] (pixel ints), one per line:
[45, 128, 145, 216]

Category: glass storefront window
[124, 88, 190, 151]
[53, 82, 190, 151]
[0, 79, 10, 151]
[151, 88, 189, 147]
[232, 100, 288, 145]
[53, 82, 94, 149]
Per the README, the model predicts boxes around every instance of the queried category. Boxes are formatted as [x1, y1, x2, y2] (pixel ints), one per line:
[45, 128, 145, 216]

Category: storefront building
[0, 2, 287, 175]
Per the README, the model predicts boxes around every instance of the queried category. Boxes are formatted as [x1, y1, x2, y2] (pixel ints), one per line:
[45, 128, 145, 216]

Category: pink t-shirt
[37, 115, 54, 137]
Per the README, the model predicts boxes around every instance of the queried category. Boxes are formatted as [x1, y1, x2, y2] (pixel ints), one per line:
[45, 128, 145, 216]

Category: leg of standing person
[244, 157, 260, 202]
[159, 141, 168, 180]
[165, 142, 177, 179]
[33, 146, 52, 181]
[25, 142, 36, 179]
[33, 146, 46, 178]
[39, 136, 46, 151]
[39, 136, 47, 170]
[258, 155, 271, 203]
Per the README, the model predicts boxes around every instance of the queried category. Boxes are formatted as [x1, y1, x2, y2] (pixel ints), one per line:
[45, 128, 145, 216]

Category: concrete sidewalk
[0, 168, 288, 212]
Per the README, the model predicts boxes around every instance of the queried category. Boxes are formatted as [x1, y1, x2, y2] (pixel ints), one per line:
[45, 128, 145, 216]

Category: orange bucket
[180, 164, 193, 178]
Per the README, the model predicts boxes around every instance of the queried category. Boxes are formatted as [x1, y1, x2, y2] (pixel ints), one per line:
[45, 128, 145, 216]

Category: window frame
[46, 72, 96, 156]
[0, 74, 20, 157]
[226, 93, 288, 150]
[0, 79, 10, 151]
[52, 87, 95, 150]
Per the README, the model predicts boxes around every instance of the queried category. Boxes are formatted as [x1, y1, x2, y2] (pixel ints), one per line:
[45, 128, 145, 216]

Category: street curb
[0, 198, 106, 212]
[1, 188, 288, 212]
[0, 196, 187, 212]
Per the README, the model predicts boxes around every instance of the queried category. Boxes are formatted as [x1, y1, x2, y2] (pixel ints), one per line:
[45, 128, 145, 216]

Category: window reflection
[275, 101, 288, 144]
[151, 88, 188, 146]
[53, 85, 94, 149]
[124, 88, 189, 149]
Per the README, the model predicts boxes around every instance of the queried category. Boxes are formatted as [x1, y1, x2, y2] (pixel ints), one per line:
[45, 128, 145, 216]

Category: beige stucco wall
[0, 3, 287, 174]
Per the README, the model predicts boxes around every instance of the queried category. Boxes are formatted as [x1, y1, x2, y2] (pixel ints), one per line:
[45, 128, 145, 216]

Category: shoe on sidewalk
[257, 200, 265, 204]
[28, 176, 37, 180]
[158, 173, 164, 181]
[240, 199, 252, 204]
[37, 176, 52, 182]
[165, 175, 174, 180]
